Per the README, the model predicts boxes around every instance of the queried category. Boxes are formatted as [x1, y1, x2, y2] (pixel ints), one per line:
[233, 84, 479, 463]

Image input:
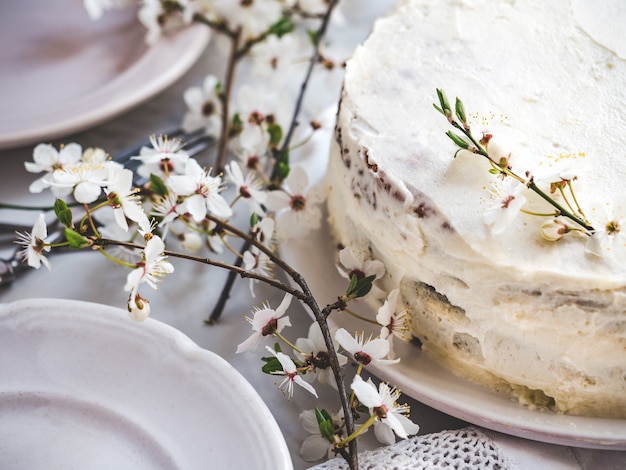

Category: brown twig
[271, 0, 339, 182]
[206, 238, 250, 324]
[215, 27, 242, 173]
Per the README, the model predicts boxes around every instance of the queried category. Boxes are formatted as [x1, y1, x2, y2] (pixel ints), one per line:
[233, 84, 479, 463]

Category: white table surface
[0, 2, 623, 469]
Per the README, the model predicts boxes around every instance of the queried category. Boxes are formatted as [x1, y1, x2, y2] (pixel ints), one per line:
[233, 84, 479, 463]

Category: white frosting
[573, 0, 626, 60]
[328, 0, 626, 416]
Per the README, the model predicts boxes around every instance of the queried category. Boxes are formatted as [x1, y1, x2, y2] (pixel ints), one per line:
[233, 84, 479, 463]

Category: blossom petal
[264, 190, 291, 211]
[294, 375, 318, 397]
[74, 181, 102, 204]
[183, 194, 208, 222]
[206, 194, 233, 219]
[275, 293, 293, 317]
[335, 328, 360, 353]
[373, 421, 396, 445]
[300, 435, 330, 462]
[236, 332, 262, 353]
[286, 165, 309, 194]
[350, 375, 381, 408]
[382, 412, 408, 440]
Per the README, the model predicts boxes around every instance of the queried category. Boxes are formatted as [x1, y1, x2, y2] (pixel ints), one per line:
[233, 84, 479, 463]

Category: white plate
[0, 298, 293, 469]
[282, 220, 626, 451]
[0, 0, 210, 150]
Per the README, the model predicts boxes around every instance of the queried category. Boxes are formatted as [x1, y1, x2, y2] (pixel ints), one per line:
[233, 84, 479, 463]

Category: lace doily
[309, 427, 510, 470]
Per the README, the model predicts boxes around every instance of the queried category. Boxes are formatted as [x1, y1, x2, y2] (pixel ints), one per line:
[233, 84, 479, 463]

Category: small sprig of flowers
[434, 89, 626, 262]
[2, 3, 418, 470]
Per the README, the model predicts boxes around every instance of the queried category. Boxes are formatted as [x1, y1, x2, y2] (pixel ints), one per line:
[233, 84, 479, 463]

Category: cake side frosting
[327, 0, 626, 417]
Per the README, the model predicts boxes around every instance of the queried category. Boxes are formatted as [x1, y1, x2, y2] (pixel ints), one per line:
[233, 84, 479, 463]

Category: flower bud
[541, 219, 570, 241]
[128, 293, 150, 322]
[180, 231, 202, 252]
[486, 137, 510, 168]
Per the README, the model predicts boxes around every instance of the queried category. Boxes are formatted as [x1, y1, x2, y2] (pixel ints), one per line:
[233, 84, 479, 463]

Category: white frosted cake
[327, 0, 626, 417]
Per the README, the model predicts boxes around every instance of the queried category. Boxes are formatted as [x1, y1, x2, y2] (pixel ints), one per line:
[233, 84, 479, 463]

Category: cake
[327, 0, 626, 417]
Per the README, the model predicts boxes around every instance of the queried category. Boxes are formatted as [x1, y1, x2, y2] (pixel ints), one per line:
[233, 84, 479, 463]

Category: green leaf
[436, 88, 452, 114]
[261, 356, 282, 374]
[149, 173, 169, 197]
[445, 131, 469, 149]
[54, 199, 73, 228]
[268, 17, 294, 37]
[314, 407, 336, 442]
[433, 103, 445, 116]
[307, 29, 318, 45]
[346, 274, 358, 296]
[346, 274, 376, 299]
[455, 97, 467, 124]
[267, 123, 283, 147]
[231, 113, 243, 135]
[64, 228, 89, 248]
[315, 407, 332, 425]
[250, 212, 259, 229]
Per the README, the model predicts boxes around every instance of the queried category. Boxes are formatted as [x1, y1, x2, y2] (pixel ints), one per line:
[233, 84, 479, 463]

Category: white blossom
[265, 346, 318, 398]
[25, 143, 82, 195]
[335, 328, 400, 367]
[376, 289, 409, 359]
[182, 75, 223, 137]
[225, 161, 267, 216]
[132, 134, 189, 180]
[483, 178, 527, 234]
[105, 168, 151, 232]
[211, 0, 282, 40]
[251, 34, 308, 85]
[351, 375, 419, 445]
[47, 162, 108, 204]
[124, 235, 174, 295]
[138, 0, 190, 45]
[150, 192, 183, 234]
[265, 166, 325, 240]
[299, 408, 344, 462]
[14, 213, 51, 270]
[586, 199, 626, 263]
[236, 293, 292, 353]
[206, 220, 226, 254]
[336, 246, 385, 298]
[243, 246, 273, 296]
[295, 322, 347, 389]
[168, 159, 232, 221]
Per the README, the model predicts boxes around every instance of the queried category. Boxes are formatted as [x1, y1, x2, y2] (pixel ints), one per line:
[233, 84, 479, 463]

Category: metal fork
[0, 130, 214, 287]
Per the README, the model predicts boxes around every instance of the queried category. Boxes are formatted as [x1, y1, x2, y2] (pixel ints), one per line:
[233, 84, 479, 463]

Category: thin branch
[215, 27, 242, 173]
[291, 269, 358, 469]
[204, 213, 298, 282]
[92, 238, 306, 301]
[206, 238, 250, 324]
[271, 0, 340, 182]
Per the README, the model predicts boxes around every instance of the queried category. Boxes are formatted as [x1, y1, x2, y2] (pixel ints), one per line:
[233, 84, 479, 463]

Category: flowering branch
[434, 89, 601, 235]
[4, 3, 424, 469]
[94, 237, 306, 299]
[276, 0, 339, 167]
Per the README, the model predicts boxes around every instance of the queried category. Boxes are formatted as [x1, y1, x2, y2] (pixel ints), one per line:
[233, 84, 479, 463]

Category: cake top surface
[342, 0, 626, 284]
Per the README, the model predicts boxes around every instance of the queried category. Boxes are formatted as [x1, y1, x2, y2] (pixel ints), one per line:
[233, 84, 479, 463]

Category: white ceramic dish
[282, 221, 626, 451]
[0, 298, 293, 469]
[0, 0, 210, 150]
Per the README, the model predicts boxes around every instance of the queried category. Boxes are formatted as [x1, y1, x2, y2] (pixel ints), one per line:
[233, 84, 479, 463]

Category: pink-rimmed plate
[0, 0, 210, 150]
